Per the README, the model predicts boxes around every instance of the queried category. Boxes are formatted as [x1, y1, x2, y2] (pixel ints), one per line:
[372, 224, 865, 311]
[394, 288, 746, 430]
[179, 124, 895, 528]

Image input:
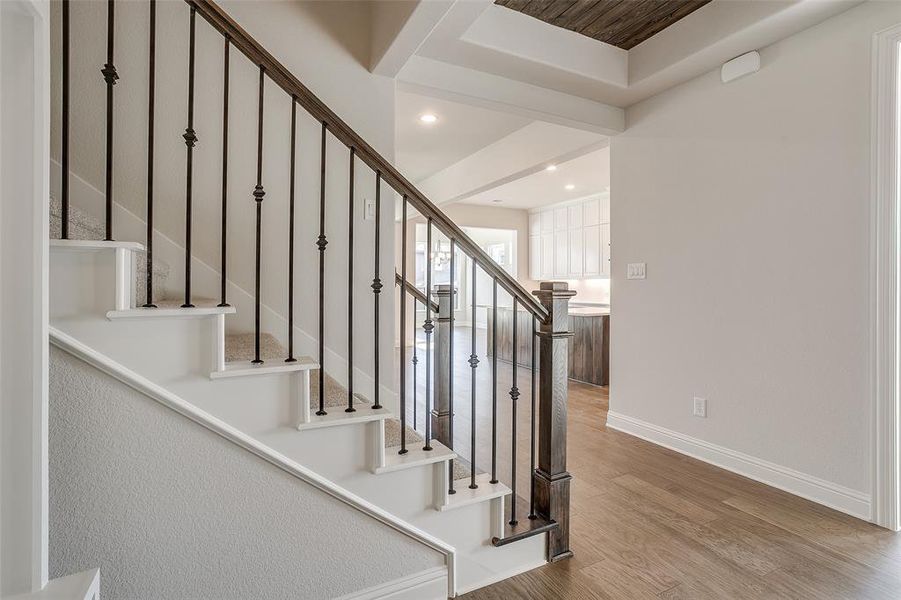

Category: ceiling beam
[398, 56, 625, 135]
[415, 121, 608, 206]
[370, 0, 456, 77]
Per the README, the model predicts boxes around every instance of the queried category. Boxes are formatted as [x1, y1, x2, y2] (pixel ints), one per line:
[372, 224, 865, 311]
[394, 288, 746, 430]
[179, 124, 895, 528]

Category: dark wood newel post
[432, 283, 454, 445]
[533, 280, 575, 562]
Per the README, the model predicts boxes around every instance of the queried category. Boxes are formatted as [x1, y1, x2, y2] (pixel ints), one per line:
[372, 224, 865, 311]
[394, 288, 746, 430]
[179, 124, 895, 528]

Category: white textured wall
[49, 346, 443, 599]
[49, 0, 398, 410]
[610, 0, 901, 498]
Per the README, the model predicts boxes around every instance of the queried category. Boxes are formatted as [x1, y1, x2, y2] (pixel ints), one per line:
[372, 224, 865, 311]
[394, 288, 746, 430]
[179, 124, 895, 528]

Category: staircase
[49, 0, 576, 597]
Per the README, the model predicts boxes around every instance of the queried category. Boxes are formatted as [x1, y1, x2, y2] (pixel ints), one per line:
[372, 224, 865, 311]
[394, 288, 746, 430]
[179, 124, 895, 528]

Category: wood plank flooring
[400, 326, 901, 599]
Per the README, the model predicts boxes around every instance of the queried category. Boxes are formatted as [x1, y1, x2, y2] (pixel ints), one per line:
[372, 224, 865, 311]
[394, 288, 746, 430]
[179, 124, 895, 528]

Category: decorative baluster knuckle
[183, 128, 197, 147]
[101, 63, 118, 85]
[253, 184, 265, 201]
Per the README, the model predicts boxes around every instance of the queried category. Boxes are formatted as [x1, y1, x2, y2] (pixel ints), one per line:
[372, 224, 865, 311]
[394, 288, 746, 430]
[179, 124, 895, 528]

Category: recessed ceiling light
[545, 164, 557, 172]
[565, 184, 575, 191]
[419, 113, 438, 124]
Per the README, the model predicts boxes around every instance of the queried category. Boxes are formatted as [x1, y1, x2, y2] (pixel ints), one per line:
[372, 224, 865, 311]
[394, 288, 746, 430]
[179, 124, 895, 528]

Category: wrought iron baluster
[413, 305, 419, 433]
[510, 299, 520, 526]
[217, 36, 230, 308]
[371, 172, 383, 408]
[448, 239, 456, 494]
[102, 0, 118, 241]
[143, 0, 157, 307]
[346, 147, 355, 412]
[286, 97, 297, 363]
[469, 259, 479, 489]
[316, 122, 328, 415]
[61, 0, 70, 239]
[181, 6, 198, 307]
[529, 314, 538, 519]
[423, 218, 434, 452]
[491, 277, 498, 484]
[399, 196, 408, 454]
[251, 65, 266, 364]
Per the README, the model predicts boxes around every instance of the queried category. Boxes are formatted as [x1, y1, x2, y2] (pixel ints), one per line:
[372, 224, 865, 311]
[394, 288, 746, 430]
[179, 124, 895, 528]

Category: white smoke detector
[721, 51, 760, 84]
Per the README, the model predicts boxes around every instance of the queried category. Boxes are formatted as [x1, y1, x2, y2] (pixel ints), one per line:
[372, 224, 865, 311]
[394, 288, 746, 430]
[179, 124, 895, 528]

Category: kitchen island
[485, 304, 609, 386]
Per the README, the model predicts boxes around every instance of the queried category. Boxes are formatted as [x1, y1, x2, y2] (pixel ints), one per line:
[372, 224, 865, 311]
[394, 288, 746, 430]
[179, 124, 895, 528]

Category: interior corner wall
[610, 0, 901, 511]
[50, 0, 397, 410]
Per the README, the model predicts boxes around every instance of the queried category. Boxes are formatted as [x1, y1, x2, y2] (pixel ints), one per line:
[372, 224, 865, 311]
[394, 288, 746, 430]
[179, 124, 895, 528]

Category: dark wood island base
[486, 306, 609, 386]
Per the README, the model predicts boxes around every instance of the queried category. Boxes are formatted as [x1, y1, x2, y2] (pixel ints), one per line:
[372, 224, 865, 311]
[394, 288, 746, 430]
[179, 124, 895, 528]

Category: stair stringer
[48, 326, 456, 599]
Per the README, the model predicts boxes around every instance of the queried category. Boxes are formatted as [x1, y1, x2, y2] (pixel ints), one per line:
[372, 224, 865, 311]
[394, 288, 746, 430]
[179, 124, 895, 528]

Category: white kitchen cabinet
[554, 207, 568, 231]
[568, 204, 582, 229]
[584, 224, 600, 276]
[540, 211, 554, 234]
[540, 233, 553, 279]
[529, 195, 610, 280]
[569, 227, 583, 276]
[554, 230, 568, 276]
[583, 198, 599, 226]
[601, 222, 611, 276]
[529, 235, 540, 279]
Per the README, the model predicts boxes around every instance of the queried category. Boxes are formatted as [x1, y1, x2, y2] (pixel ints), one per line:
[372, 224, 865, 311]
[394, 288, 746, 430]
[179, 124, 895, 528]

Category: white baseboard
[454, 557, 546, 596]
[335, 566, 447, 600]
[605, 411, 872, 521]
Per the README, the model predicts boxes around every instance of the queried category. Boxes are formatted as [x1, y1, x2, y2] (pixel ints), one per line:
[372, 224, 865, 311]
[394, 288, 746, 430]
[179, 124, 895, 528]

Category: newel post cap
[532, 281, 577, 300]
[433, 284, 457, 296]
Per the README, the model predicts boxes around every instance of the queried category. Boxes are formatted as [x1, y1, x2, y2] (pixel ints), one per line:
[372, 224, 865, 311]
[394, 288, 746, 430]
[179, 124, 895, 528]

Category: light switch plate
[363, 197, 376, 221]
[693, 397, 707, 418]
[627, 263, 646, 280]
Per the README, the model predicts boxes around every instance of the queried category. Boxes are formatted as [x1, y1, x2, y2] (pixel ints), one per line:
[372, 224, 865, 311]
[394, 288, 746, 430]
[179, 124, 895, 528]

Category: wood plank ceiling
[494, 0, 713, 50]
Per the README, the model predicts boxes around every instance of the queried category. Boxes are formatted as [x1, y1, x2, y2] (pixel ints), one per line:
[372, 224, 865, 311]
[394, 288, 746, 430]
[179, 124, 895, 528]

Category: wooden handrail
[187, 0, 548, 323]
[395, 272, 438, 313]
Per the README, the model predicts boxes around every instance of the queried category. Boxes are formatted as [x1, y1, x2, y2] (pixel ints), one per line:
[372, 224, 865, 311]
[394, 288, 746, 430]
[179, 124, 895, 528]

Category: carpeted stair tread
[224, 333, 366, 408]
[50, 195, 171, 304]
[223, 331, 468, 476]
[385, 418, 423, 447]
[155, 297, 220, 309]
[225, 332, 288, 362]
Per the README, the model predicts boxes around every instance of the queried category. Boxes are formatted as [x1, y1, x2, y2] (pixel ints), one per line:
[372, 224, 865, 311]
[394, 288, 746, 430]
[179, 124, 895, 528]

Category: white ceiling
[395, 89, 531, 182]
[372, 0, 864, 134]
[458, 146, 610, 210]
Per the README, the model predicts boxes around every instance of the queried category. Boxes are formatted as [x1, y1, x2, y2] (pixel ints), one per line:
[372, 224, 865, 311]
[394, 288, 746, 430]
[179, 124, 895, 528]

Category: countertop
[570, 306, 610, 317]
[479, 304, 610, 317]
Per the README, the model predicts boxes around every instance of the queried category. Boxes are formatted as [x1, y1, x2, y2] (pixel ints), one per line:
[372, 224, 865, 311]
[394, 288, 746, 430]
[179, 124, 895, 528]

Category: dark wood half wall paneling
[495, 0, 713, 50]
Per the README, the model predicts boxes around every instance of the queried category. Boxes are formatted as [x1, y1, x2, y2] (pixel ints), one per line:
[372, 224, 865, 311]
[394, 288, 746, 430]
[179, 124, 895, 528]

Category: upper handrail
[187, 0, 549, 323]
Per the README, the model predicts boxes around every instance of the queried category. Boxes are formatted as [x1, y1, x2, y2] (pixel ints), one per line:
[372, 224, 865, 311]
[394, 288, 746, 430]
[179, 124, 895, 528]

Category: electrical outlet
[363, 196, 376, 221]
[693, 397, 707, 418]
[627, 262, 646, 280]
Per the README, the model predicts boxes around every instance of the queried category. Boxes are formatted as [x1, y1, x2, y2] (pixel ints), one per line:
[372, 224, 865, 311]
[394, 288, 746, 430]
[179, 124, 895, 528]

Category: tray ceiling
[494, 0, 713, 50]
